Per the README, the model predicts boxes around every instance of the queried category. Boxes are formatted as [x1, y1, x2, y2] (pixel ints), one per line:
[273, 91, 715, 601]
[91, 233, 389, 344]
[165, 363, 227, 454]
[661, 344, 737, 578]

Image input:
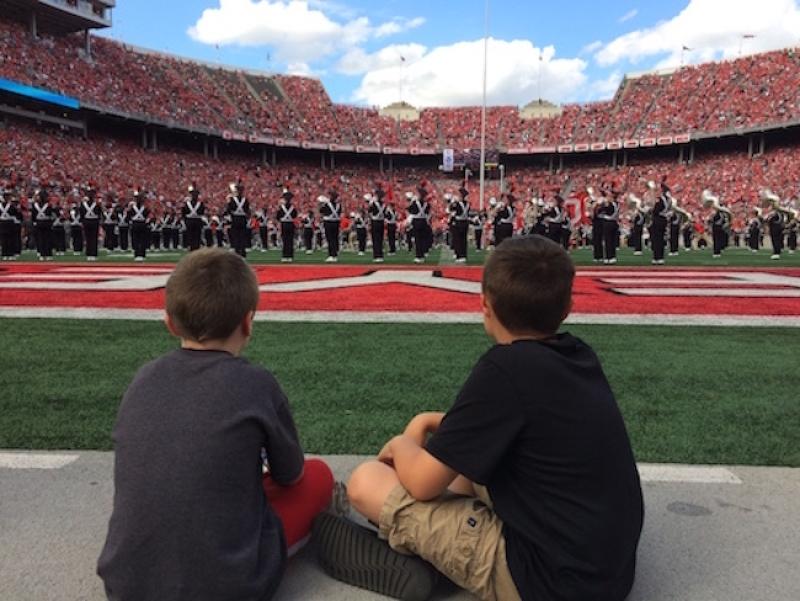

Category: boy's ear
[480, 293, 491, 318]
[241, 311, 255, 339]
[561, 297, 573, 323]
[164, 313, 181, 338]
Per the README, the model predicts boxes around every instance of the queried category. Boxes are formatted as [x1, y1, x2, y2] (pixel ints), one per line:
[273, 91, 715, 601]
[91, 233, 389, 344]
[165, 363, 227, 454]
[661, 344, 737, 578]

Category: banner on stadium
[657, 137, 674, 146]
[574, 143, 590, 152]
[591, 142, 606, 151]
[606, 141, 623, 150]
[442, 149, 455, 171]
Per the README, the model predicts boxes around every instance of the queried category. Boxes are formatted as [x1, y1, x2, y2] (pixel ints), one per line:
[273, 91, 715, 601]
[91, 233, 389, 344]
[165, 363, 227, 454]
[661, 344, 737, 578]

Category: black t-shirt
[97, 349, 304, 601]
[426, 335, 643, 601]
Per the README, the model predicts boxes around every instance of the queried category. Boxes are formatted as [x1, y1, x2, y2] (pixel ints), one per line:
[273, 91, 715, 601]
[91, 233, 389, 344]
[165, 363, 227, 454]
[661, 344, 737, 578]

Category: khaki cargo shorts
[378, 484, 521, 601]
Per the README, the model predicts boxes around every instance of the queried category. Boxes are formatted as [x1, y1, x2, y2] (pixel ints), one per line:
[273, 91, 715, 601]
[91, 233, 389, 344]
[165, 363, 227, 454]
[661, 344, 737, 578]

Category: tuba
[702, 190, 732, 216]
[671, 196, 692, 221]
[627, 193, 643, 211]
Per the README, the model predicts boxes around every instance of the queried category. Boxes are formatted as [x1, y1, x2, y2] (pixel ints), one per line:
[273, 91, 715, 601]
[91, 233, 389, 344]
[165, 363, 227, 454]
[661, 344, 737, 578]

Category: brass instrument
[702, 190, 732, 216]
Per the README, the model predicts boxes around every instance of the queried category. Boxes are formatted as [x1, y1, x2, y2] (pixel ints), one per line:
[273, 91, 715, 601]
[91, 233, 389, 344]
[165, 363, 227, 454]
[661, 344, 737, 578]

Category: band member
[407, 192, 427, 263]
[102, 196, 118, 252]
[162, 208, 177, 251]
[760, 191, 785, 260]
[471, 209, 485, 251]
[226, 182, 250, 258]
[703, 190, 730, 259]
[182, 184, 205, 252]
[128, 190, 151, 261]
[786, 209, 798, 254]
[118, 204, 130, 252]
[449, 187, 470, 262]
[257, 207, 270, 251]
[80, 185, 101, 261]
[367, 191, 386, 262]
[682, 214, 695, 251]
[600, 191, 619, 264]
[650, 182, 670, 265]
[0, 189, 22, 260]
[385, 202, 398, 255]
[211, 211, 224, 247]
[627, 193, 646, 255]
[417, 181, 434, 257]
[543, 196, 564, 246]
[493, 197, 514, 247]
[32, 188, 55, 260]
[319, 190, 341, 262]
[52, 199, 67, 255]
[149, 211, 162, 251]
[68, 202, 84, 254]
[302, 210, 315, 254]
[353, 209, 368, 256]
[276, 188, 297, 262]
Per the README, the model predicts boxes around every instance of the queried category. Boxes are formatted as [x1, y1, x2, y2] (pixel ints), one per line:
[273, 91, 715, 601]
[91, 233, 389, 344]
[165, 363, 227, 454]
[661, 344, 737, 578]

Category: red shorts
[263, 458, 334, 553]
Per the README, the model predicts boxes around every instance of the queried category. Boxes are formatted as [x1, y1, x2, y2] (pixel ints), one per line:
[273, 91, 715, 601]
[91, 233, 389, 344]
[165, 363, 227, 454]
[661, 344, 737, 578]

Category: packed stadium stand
[2, 12, 800, 227]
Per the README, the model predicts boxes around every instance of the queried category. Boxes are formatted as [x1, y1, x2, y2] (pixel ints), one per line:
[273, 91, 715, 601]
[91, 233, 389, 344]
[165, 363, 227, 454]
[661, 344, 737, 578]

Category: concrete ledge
[0, 452, 798, 601]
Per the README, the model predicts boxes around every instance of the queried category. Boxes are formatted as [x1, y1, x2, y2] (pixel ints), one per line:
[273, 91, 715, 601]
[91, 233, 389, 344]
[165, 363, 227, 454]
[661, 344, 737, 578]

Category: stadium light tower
[479, 0, 490, 212]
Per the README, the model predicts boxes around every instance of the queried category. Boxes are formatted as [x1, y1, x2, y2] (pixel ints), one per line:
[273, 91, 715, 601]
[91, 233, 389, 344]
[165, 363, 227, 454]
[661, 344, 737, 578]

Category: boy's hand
[403, 412, 446, 446]
[377, 436, 400, 466]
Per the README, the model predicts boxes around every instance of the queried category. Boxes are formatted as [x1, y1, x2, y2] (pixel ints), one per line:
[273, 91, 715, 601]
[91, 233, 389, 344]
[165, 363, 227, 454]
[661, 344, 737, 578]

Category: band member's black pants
[324, 221, 340, 257]
[131, 224, 148, 258]
[84, 221, 99, 257]
[451, 221, 468, 259]
[371, 220, 385, 259]
[651, 222, 666, 261]
[603, 221, 618, 260]
[670, 224, 680, 253]
[495, 223, 513, 247]
[303, 228, 314, 251]
[0, 221, 13, 257]
[592, 219, 603, 260]
[356, 228, 367, 253]
[103, 224, 116, 250]
[387, 223, 397, 254]
[713, 226, 726, 256]
[230, 217, 248, 257]
[412, 219, 427, 258]
[631, 225, 643, 252]
[34, 222, 53, 257]
[281, 222, 295, 258]
[769, 225, 784, 256]
[186, 218, 202, 251]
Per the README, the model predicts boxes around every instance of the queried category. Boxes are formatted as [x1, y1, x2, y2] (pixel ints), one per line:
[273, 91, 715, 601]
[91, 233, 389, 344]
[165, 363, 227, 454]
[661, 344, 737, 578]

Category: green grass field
[1, 319, 797, 466]
[12, 245, 800, 268]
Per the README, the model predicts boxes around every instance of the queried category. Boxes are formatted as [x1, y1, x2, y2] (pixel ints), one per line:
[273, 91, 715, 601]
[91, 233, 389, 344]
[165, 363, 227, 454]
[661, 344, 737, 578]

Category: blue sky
[100, 0, 800, 107]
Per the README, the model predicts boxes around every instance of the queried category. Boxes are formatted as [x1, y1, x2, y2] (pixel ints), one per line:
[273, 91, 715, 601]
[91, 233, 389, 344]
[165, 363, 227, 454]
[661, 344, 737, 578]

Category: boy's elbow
[404, 476, 446, 502]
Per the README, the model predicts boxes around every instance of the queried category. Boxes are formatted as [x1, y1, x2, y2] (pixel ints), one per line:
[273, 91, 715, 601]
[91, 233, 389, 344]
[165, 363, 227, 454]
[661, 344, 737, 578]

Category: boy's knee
[346, 461, 386, 508]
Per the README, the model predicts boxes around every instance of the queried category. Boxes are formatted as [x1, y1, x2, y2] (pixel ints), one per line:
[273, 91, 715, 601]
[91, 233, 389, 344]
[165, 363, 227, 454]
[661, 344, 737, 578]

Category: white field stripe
[1, 307, 799, 327]
[616, 288, 800, 297]
[601, 278, 778, 286]
[0, 453, 79, 469]
[0, 274, 118, 280]
[638, 464, 742, 484]
[57, 267, 173, 274]
[579, 271, 731, 278]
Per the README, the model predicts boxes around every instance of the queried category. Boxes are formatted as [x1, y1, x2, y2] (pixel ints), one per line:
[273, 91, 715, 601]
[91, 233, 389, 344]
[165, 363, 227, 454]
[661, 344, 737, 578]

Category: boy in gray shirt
[98, 248, 334, 601]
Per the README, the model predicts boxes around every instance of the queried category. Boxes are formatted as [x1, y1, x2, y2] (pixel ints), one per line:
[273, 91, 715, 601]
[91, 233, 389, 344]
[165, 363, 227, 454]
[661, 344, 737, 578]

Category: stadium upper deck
[2, 17, 800, 152]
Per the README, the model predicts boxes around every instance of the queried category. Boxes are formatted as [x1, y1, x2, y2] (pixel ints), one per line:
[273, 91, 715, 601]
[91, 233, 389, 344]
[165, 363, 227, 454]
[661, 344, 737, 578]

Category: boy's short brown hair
[166, 248, 259, 342]
[482, 235, 575, 335]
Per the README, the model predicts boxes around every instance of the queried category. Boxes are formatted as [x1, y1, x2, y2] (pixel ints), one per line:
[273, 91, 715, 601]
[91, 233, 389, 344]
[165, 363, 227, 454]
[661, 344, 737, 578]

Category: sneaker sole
[313, 513, 436, 601]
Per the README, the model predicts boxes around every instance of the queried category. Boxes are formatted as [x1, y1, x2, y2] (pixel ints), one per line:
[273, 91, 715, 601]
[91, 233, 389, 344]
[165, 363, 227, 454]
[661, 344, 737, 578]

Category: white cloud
[351, 38, 588, 108]
[374, 16, 425, 38]
[596, 0, 800, 68]
[580, 40, 603, 55]
[618, 9, 638, 23]
[336, 43, 427, 76]
[188, 1, 425, 64]
[588, 70, 623, 100]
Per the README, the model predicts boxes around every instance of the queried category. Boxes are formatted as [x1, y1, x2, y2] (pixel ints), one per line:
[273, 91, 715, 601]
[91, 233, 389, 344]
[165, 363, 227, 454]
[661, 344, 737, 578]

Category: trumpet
[627, 193, 643, 210]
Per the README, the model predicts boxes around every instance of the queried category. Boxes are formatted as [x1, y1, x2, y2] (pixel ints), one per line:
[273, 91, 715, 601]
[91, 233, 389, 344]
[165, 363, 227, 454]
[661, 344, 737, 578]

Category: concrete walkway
[0, 452, 798, 601]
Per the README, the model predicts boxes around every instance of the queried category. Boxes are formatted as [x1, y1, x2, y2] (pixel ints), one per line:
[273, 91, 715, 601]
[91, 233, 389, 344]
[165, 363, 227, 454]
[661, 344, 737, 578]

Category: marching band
[0, 177, 798, 264]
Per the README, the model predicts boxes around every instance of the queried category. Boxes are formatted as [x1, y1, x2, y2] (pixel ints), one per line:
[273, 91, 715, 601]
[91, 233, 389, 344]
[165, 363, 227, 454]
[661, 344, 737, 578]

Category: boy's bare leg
[347, 460, 402, 524]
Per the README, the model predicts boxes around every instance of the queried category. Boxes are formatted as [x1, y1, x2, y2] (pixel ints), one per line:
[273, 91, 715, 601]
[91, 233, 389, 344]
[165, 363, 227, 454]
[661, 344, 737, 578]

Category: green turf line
[9, 247, 800, 267]
[0, 319, 797, 466]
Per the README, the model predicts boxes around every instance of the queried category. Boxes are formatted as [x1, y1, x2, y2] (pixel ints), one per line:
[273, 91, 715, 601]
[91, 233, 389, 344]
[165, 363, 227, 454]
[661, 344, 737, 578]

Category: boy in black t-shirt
[315, 235, 644, 601]
[97, 249, 335, 601]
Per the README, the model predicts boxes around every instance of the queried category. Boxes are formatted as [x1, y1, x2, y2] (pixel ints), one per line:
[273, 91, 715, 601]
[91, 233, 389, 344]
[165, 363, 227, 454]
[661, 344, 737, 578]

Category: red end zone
[1, 264, 799, 325]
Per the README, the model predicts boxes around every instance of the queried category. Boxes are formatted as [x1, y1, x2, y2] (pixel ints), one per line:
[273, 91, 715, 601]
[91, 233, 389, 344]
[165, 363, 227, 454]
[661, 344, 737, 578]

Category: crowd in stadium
[4, 18, 800, 148]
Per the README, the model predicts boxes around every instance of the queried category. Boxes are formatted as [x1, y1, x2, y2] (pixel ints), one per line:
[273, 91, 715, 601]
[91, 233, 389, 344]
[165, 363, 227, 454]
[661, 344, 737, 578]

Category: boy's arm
[378, 434, 456, 502]
[264, 391, 305, 486]
[403, 412, 445, 445]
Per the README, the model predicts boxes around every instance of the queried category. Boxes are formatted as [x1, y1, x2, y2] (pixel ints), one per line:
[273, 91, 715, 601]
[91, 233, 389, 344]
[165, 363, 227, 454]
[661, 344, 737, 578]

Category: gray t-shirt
[97, 349, 304, 601]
